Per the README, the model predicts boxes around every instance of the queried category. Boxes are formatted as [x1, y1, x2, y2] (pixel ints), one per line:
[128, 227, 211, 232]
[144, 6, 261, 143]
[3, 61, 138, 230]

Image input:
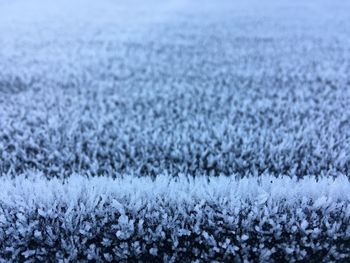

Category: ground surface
[0, 0, 350, 262]
[1, 0, 350, 178]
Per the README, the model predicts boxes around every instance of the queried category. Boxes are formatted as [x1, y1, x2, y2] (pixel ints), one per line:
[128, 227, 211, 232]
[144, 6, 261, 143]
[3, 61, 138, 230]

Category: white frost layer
[1, 174, 350, 262]
[1, 0, 350, 178]
[1, 174, 349, 209]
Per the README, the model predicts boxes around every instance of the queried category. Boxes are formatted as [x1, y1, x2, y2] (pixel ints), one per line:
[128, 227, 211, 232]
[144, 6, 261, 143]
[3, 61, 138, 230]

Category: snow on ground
[0, 0, 350, 261]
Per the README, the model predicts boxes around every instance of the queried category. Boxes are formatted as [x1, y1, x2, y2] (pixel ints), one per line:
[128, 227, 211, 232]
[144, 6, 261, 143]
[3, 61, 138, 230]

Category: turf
[0, 0, 350, 261]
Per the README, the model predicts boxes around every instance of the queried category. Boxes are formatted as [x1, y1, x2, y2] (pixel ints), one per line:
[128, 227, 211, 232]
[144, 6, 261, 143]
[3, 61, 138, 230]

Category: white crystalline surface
[0, 0, 350, 262]
[1, 0, 350, 179]
[1, 174, 350, 262]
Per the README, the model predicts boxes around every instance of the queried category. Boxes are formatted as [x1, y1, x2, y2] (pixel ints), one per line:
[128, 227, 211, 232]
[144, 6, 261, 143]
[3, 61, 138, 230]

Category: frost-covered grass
[1, 0, 350, 261]
[1, 174, 350, 262]
[1, 0, 350, 178]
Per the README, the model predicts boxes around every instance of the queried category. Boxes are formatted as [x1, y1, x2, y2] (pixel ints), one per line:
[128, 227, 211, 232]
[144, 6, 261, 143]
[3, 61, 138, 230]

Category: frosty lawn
[1, 0, 350, 179]
[1, 174, 350, 262]
[1, 0, 350, 262]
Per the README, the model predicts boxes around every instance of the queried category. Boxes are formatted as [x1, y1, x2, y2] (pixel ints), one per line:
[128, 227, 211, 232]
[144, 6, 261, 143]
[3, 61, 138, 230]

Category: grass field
[0, 0, 350, 262]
